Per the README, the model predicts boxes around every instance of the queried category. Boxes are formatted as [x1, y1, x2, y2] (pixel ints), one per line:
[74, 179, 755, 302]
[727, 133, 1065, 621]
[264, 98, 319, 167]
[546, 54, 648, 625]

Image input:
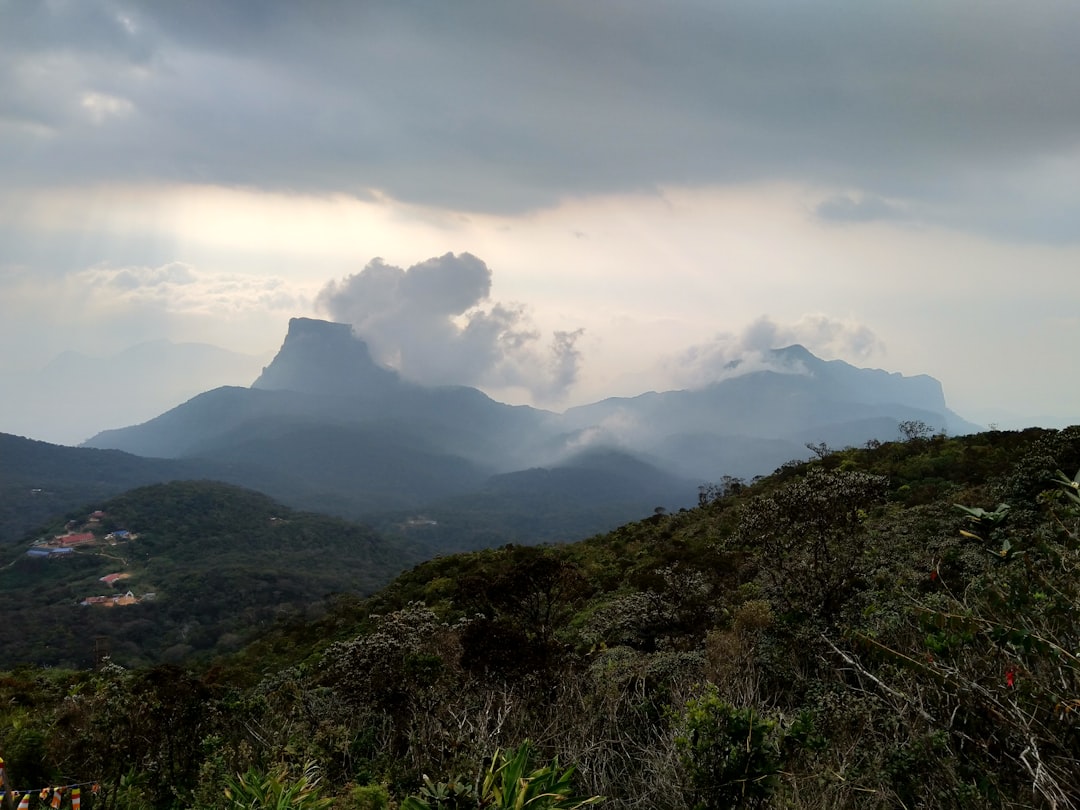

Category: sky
[2, 0, 1079, 444]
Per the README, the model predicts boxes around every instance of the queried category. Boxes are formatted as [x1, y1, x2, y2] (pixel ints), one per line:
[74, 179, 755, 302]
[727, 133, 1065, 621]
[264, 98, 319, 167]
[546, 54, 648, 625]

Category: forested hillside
[0, 481, 427, 667]
[1, 426, 1079, 809]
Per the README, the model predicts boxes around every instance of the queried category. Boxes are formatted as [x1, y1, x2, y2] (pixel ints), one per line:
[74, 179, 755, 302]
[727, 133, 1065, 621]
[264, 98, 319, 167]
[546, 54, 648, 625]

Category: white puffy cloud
[317, 253, 584, 401]
[670, 314, 885, 388]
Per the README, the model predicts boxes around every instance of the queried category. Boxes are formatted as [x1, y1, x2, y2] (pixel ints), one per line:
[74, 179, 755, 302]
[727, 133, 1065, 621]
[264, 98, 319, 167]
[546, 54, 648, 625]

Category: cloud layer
[3, 1, 1080, 239]
[317, 253, 583, 401]
[0, 261, 306, 369]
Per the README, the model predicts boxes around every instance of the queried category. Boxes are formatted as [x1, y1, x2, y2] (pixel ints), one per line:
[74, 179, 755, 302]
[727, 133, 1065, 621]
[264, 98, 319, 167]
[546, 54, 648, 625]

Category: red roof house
[56, 532, 95, 547]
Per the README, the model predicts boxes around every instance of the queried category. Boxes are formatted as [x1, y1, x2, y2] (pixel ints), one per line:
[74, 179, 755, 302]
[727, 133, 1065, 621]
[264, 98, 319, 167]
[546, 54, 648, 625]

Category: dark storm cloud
[4, 1, 1080, 238]
[317, 253, 583, 399]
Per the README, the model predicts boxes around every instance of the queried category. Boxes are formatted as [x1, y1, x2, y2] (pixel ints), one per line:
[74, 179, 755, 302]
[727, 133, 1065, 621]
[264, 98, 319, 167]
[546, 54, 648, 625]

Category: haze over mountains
[0, 315, 980, 549]
[33, 317, 970, 536]
[86, 317, 979, 457]
[2, 341, 270, 446]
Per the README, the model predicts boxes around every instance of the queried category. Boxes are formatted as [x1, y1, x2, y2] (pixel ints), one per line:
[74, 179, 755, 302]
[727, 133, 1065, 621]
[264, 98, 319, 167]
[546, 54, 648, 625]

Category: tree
[898, 420, 933, 441]
[735, 468, 887, 619]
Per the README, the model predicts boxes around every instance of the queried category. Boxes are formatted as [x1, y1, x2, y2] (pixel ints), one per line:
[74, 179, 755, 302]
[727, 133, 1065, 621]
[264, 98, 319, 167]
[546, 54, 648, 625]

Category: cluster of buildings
[25, 510, 138, 559]
[22, 510, 153, 607]
[79, 590, 155, 607]
[26, 531, 96, 558]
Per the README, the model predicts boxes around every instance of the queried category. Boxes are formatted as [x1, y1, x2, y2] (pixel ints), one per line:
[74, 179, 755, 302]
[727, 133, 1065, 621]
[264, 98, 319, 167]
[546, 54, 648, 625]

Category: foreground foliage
[1, 426, 1079, 808]
[401, 741, 603, 809]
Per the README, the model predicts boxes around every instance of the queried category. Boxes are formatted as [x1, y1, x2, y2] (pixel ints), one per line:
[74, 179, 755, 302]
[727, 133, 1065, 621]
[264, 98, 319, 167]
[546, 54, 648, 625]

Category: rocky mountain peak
[251, 317, 400, 396]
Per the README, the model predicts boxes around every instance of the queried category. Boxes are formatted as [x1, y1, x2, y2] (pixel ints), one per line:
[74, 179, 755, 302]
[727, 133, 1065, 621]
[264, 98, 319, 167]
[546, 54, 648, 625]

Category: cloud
[0, 261, 308, 371]
[558, 408, 644, 459]
[316, 253, 584, 401]
[72, 263, 302, 315]
[2, 2, 1080, 240]
[108, 262, 196, 290]
[670, 314, 885, 388]
[81, 91, 135, 124]
[814, 193, 911, 224]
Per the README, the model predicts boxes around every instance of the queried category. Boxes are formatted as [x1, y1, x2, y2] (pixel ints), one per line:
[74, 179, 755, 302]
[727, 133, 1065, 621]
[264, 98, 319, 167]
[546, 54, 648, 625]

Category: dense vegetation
[1, 426, 1079, 808]
[0, 481, 429, 667]
[0, 433, 221, 547]
[0, 433, 690, 555]
[371, 448, 695, 553]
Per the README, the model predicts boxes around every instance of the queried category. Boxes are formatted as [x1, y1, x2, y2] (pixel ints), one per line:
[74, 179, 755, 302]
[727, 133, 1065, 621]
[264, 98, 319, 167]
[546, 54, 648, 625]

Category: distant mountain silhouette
[70, 318, 983, 544]
[560, 345, 980, 481]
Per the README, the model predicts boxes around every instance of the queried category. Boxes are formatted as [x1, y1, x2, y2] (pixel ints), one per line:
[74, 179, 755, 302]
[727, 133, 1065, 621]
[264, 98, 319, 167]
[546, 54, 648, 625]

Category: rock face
[252, 317, 400, 396]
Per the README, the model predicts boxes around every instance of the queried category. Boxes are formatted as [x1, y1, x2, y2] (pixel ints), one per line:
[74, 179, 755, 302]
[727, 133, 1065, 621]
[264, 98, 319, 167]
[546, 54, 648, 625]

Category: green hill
[0, 432, 223, 546]
[2, 425, 1079, 809]
[0, 480, 427, 668]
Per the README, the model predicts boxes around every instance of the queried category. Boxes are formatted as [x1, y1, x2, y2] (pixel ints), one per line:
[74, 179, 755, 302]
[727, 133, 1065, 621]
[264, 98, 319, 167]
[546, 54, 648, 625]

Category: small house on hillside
[81, 590, 140, 607]
[56, 532, 95, 547]
[26, 547, 73, 558]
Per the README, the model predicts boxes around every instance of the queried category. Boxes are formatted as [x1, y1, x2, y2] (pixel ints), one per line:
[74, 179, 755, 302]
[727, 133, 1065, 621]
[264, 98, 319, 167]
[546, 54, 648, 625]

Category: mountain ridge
[59, 316, 984, 547]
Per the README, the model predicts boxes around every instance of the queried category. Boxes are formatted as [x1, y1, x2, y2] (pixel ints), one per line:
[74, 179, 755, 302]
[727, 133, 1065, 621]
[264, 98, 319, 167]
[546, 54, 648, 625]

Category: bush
[401, 741, 603, 809]
[345, 783, 390, 810]
[676, 686, 780, 809]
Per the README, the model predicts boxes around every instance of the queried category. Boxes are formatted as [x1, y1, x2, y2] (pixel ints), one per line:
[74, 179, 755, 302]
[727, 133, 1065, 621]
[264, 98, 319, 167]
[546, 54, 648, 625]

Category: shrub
[676, 686, 780, 809]
[223, 762, 335, 810]
[401, 741, 603, 809]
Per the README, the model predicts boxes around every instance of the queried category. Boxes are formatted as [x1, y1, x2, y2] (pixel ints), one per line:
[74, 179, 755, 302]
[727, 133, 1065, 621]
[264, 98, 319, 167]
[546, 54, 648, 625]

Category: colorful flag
[0, 755, 5, 788]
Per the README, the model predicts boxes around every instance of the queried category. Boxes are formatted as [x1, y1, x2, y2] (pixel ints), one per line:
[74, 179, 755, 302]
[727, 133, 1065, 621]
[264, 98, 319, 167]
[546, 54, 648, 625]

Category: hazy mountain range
[85, 317, 979, 470]
[2, 317, 980, 548]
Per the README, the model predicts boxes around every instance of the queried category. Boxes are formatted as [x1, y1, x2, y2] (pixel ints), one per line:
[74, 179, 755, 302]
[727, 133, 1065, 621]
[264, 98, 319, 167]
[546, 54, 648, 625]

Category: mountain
[0, 480, 425, 668]
[251, 316, 400, 396]
[88, 318, 556, 470]
[560, 344, 981, 481]
[82, 319, 568, 524]
[380, 447, 698, 551]
[0, 432, 223, 546]
[75, 318, 982, 547]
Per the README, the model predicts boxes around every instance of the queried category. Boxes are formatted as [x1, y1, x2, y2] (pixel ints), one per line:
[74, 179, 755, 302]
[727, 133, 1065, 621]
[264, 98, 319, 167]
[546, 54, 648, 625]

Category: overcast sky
[3, 0, 1079, 442]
